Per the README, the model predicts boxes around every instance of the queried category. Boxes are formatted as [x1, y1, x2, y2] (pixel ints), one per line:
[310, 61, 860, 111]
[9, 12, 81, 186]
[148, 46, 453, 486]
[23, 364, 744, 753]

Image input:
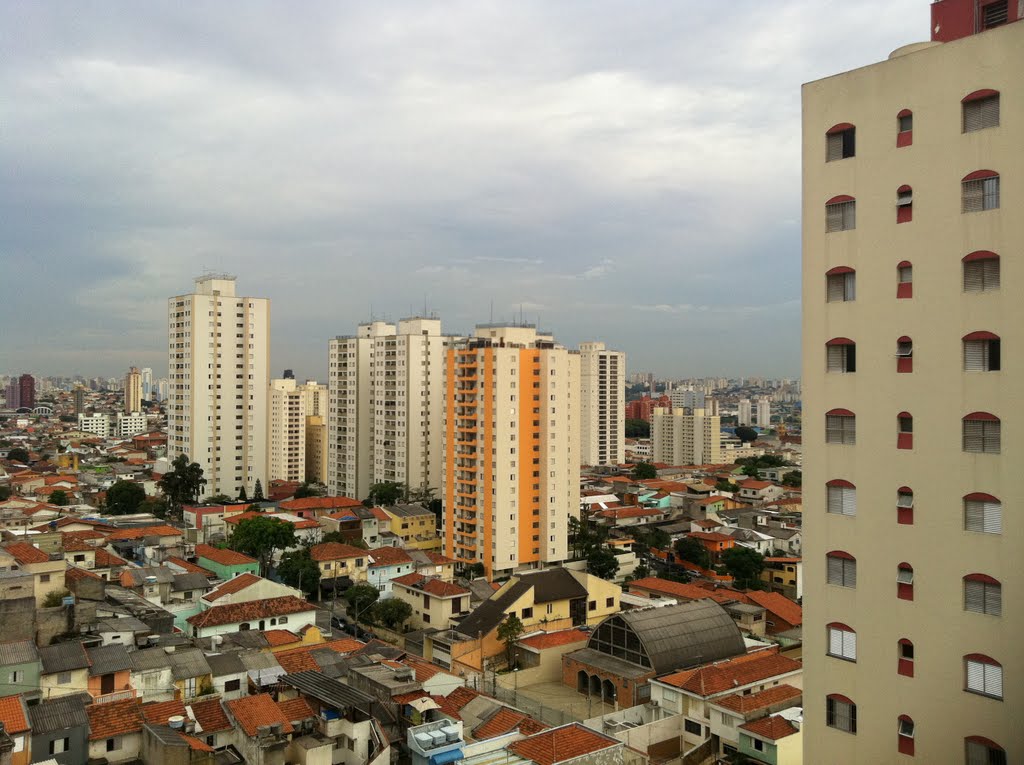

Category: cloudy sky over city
[3, 1, 925, 379]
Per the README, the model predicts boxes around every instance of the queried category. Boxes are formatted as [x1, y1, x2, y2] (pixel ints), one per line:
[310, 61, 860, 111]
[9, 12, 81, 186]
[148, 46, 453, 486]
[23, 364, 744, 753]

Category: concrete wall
[0, 597, 36, 643]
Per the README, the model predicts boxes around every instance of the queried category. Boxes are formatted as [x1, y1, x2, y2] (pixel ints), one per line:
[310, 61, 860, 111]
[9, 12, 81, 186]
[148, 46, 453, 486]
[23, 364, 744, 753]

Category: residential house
[366, 546, 415, 598]
[205, 653, 247, 701]
[737, 480, 785, 504]
[119, 567, 210, 630]
[309, 542, 368, 594]
[86, 644, 135, 704]
[760, 558, 802, 601]
[186, 596, 318, 639]
[378, 504, 440, 551]
[169, 647, 213, 701]
[182, 502, 253, 541]
[409, 550, 456, 581]
[684, 531, 735, 565]
[194, 544, 259, 580]
[515, 629, 590, 682]
[507, 723, 624, 765]
[86, 698, 145, 763]
[278, 495, 364, 522]
[225, 511, 322, 547]
[188, 696, 234, 750]
[0, 694, 30, 765]
[138, 722, 216, 765]
[28, 693, 90, 765]
[200, 573, 300, 607]
[392, 574, 471, 630]
[106, 526, 186, 566]
[39, 642, 91, 700]
[733, 708, 803, 764]
[0, 641, 39, 701]
[223, 693, 296, 765]
[60, 536, 97, 570]
[0, 543, 65, 606]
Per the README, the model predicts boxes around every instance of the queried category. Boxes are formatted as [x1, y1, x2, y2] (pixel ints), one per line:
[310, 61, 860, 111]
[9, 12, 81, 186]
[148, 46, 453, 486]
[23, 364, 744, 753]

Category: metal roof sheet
[0, 640, 38, 667]
[28, 693, 90, 734]
[87, 644, 132, 676]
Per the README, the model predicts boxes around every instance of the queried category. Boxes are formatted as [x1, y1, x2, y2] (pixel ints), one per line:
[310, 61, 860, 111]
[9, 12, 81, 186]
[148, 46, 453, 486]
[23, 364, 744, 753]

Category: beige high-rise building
[802, 4, 1021, 763]
[328, 317, 458, 501]
[305, 414, 327, 485]
[268, 378, 326, 484]
[167, 275, 270, 499]
[651, 407, 721, 466]
[579, 342, 625, 466]
[444, 324, 579, 579]
[124, 367, 142, 414]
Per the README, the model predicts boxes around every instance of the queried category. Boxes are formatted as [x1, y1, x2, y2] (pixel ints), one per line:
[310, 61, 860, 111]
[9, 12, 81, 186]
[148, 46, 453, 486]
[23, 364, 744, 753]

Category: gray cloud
[1, 0, 925, 379]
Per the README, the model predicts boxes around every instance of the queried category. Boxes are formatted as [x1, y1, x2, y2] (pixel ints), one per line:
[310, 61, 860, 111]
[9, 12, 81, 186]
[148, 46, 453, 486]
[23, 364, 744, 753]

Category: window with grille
[963, 93, 1000, 132]
[964, 575, 1001, 616]
[963, 255, 1000, 292]
[826, 341, 856, 373]
[826, 270, 856, 302]
[896, 186, 912, 223]
[965, 656, 1003, 699]
[826, 413, 855, 445]
[981, 1, 1008, 29]
[826, 125, 856, 161]
[962, 174, 1000, 212]
[827, 624, 856, 660]
[964, 494, 1002, 534]
[826, 482, 856, 516]
[826, 200, 856, 232]
[826, 553, 856, 587]
[966, 737, 1007, 765]
[826, 696, 856, 733]
[963, 415, 1000, 454]
[963, 334, 1000, 371]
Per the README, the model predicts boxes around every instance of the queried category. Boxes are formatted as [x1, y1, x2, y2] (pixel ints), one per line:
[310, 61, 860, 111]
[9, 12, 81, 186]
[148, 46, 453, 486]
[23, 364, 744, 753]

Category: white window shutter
[980, 96, 999, 127]
[984, 664, 1003, 698]
[828, 628, 843, 656]
[844, 272, 855, 300]
[843, 630, 856, 659]
[985, 585, 1002, 616]
[984, 422, 1000, 453]
[827, 486, 842, 513]
[963, 421, 984, 452]
[845, 559, 856, 587]
[983, 502, 1002, 534]
[964, 341, 985, 371]
[966, 660, 985, 691]
[983, 259, 1000, 289]
[827, 346, 844, 372]
[965, 580, 984, 612]
[826, 134, 843, 162]
[964, 262, 984, 292]
[962, 180, 984, 212]
[826, 205, 843, 232]
[827, 556, 842, 584]
[826, 275, 844, 302]
[842, 488, 856, 516]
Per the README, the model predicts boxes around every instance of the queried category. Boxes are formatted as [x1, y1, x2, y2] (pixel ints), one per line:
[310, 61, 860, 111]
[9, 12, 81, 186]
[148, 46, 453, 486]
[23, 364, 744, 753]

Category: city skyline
[2, 1, 927, 378]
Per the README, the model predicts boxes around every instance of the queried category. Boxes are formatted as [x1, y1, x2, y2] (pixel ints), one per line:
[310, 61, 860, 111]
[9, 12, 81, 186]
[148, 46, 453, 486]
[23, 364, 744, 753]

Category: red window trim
[962, 169, 998, 182]
[897, 184, 912, 194]
[826, 479, 855, 488]
[898, 639, 914, 676]
[897, 108, 913, 119]
[827, 550, 854, 561]
[962, 89, 999, 103]
[964, 653, 999, 666]
[897, 260, 912, 269]
[965, 736, 1004, 751]
[826, 621, 854, 632]
[826, 693, 854, 705]
[897, 336, 912, 344]
[897, 411, 912, 420]
[964, 573, 999, 585]
[964, 492, 999, 503]
[963, 331, 998, 341]
[898, 714, 914, 724]
[963, 250, 998, 262]
[826, 408, 854, 417]
[826, 337, 855, 346]
[826, 123, 856, 134]
[963, 412, 999, 422]
[898, 486, 913, 495]
[826, 266, 854, 275]
[898, 638, 913, 647]
[826, 194, 855, 205]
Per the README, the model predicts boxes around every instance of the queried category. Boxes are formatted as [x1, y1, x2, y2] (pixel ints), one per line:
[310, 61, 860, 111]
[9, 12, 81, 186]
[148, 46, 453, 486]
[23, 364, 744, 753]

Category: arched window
[897, 563, 914, 601]
[826, 123, 856, 161]
[826, 480, 856, 516]
[965, 736, 1006, 765]
[897, 487, 914, 525]
[826, 694, 856, 734]
[964, 654, 1003, 699]
[826, 195, 856, 232]
[962, 90, 1000, 132]
[826, 267, 856, 302]
[898, 639, 914, 677]
[963, 413, 1000, 454]
[897, 413, 913, 450]
[962, 170, 1000, 212]
[897, 185, 913, 223]
[826, 338, 856, 373]
[826, 622, 856, 660]
[964, 493, 1002, 534]
[826, 551, 856, 588]
[963, 332, 1000, 371]
[897, 109, 913, 146]
[826, 409, 856, 445]
[963, 574, 1001, 616]
[897, 261, 913, 298]
[896, 336, 913, 372]
[963, 251, 1000, 292]
[898, 715, 915, 756]
[239, 623, 251, 631]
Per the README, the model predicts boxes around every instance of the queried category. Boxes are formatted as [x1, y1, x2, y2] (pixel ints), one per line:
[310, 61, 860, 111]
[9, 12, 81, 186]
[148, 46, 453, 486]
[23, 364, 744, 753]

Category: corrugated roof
[29, 693, 90, 734]
[280, 670, 375, 711]
[86, 644, 132, 676]
[169, 647, 212, 681]
[0, 640, 38, 666]
[206, 652, 246, 677]
[39, 641, 91, 674]
[129, 646, 174, 672]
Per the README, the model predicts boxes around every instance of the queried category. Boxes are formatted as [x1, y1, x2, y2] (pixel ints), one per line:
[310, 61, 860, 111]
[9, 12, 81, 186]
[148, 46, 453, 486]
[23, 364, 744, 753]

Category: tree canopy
[252, 479, 265, 501]
[675, 537, 711, 569]
[277, 549, 320, 597]
[229, 515, 296, 576]
[49, 490, 69, 507]
[733, 426, 758, 444]
[722, 546, 765, 589]
[344, 583, 380, 620]
[782, 471, 802, 487]
[158, 454, 207, 520]
[294, 482, 325, 500]
[625, 419, 651, 438]
[6, 447, 29, 464]
[631, 462, 658, 480]
[106, 480, 146, 515]
[497, 613, 525, 667]
[715, 481, 740, 493]
[374, 598, 413, 630]
[586, 548, 620, 580]
[363, 481, 405, 507]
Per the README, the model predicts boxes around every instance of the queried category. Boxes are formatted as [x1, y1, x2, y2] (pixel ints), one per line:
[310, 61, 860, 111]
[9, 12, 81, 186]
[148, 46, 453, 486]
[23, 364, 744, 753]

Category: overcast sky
[3, 1, 927, 380]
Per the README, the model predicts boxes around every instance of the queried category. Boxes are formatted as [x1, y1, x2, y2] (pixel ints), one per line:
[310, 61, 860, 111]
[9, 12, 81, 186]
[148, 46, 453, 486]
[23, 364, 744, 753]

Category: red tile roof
[277, 697, 315, 722]
[204, 572, 264, 601]
[142, 699, 186, 724]
[437, 687, 483, 719]
[368, 546, 413, 568]
[226, 694, 295, 737]
[3, 542, 51, 564]
[370, 507, 391, 522]
[95, 548, 128, 568]
[658, 650, 801, 696]
[166, 556, 215, 577]
[508, 723, 619, 765]
[279, 496, 364, 512]
[0, 695, 29, 734]
[106, 525, 183, 541]
[61, 536, 94, 553]
[744, 591, 803, 627]
[310, 542, 366, 562]
[66, 565, 103, 583]
[87, 698, 144, 740]
[264, 629, 300, 647]
[424, 551, 455, 565]
[712, 684, 802, 715]
[196, 544, 258, 567]
[740, 480, 774, 490]
[401, 657, 445, 682]
[274, 638, 365, 674]
[594, 506, 664, 519]
[739, 714, 800, 740]
[518, 629, 589, 651]
[180, 733, 215, 752]
[474, 708, 548, 740]
[186, 596, 316, 628]
[392, 573, 469, 597]
[687, 531, 734, 543]
[628, 577, 745, 606]
[188, 697, 232, 732]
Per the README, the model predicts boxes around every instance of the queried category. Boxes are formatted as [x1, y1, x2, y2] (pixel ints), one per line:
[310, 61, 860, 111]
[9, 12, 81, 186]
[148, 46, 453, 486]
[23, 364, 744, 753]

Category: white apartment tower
[141, 368, 153, 400]
[268, 378, 327, 484]
[328, 317, 458, 501]
[651, 407, 722, 466]
[579, 342, 625, 466]
[444, 324, 580, 579]
[124, 367, 142, 414]
[802, 4, 1022, 762]
[737, 398, 753, 426]
[756, 397, 772, 427]
[167, 275, 270, 499]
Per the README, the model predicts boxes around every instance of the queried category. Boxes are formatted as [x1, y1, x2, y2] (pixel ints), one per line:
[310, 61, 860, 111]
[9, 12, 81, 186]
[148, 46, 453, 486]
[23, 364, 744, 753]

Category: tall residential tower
[579, 342, 625, 466]
[124, 367, 142, 414]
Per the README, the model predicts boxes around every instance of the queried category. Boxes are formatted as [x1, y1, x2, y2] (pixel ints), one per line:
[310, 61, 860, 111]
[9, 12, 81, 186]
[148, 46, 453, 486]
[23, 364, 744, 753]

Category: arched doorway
[577, 670, 588, 693]
[589, 674, 601, 696]
[602, 679, 616, 703]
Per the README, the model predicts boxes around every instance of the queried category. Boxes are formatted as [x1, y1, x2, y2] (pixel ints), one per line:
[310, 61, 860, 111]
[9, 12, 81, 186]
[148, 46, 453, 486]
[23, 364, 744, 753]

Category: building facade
[167, 275, 270, 499]
[579, 341, 625, 466]
[651, 407, 722, 466]
[802, 5, 1022, 762]
[268, 378, 326, 483]
[124, 367, 142, 414]
[443, 324, 579, 579]
[328, 317, 458, 501]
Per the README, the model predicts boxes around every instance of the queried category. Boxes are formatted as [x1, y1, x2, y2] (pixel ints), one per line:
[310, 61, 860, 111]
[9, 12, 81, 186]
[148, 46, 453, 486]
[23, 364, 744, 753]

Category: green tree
[158, 454, 207, 520]
[632, 560, 651, 580]
[734, 426, 758, 444]
[294, 482, 324, 500]
[782, 471, 802, 488]
[7, 447, 29, 463]
[139, 496, 169, 519]
[631, 462, 658, 480]
[205, 494, 234, 504]
[633, 526, 670, 554]
[464, 562, 486, 579]
[49, 490, 69, 507]
[252, 479, 265, 502]
[42, 590, 72, 608]
[722, 546, 765, 589]
[587, 548, 620, 580]
[106, 481, 146, 515]
[229, 515, 296, 576]
[374, 598, 413, 630]
[675, 537, 711, 569]
[743, 465, 760, 480]
[277, 549, 321, 598]
[237, 485, 248, 501]
[344, 583, 380, 621]
[497, 613, 525, 668]
[625, 419, 651, 438]
[0, 486, 10, 501]
[363, 481, 405, 507]
[715, 481, 740, 493]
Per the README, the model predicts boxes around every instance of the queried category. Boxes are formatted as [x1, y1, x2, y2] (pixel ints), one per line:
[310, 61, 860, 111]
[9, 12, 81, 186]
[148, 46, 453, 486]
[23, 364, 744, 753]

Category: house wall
[31, 727, 89, 765]
[87, 733, 142, 763]
[193, 609, 318, 639]
[41, 668, 90, 700]
[0, 661, 40, 698]
[197, 558, 259, 581]
[202, 578, 300, 606]
[562, 655, 654, 707]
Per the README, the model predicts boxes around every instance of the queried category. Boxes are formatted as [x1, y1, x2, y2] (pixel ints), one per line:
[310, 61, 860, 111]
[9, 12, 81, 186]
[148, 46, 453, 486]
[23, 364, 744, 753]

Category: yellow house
[761, 557, 803, 600]
[392, 573, 472, 630]
[378, 504, 441, 551]
[310, 542, 368, 588]
[39, 642, 91, 699]
[0, 542, 66, 606]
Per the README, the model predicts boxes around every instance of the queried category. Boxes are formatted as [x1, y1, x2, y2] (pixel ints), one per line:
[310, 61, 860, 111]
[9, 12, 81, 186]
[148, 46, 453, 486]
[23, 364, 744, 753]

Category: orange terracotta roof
[186, 596, 316, 628]
[275, 638, 365, 674]
[687, 531, 734, 543]
[628, 577, 747, 606]
[740, 480, 774, 490]
[368, 546, 413, 567]
[166, 556, 215, 577]
[180, 733, 215, 752]
[392, 573, 468, 597]
[87, 698, 144, 740]
[394, 691, 431, 705]
[3, 542, 51, 564]
[658, 650, 800, 696]
[63, 529, 107, 543]
[142, 699, 186, 724]
[518, 629, 589, 651]
[66, 565, 103, 583]
[204, 572, 263, 601]
[106, 525, 182, 541]
[61, 536, 94, 553]
[188, 697, 232, 732]
[370, 507, 391, 522]
[474, 708, 548, 740]
[437, 687, 483, 719]
[508, 723, 619, 765]
[264, 629, 300, 647]
[744, 591, 803, 627]
[594, 506, 663, 519]
[226, 694, 294, 737]
[196, 544, 257, 567]
[277, 697, 315, 722]
[0, 695, 29, 734]
[739, 714, 800, 740]
[95, 548, 128, 567]
[712, 684, 802, 715]
[279, 496, 364, 512]
[401, 657, 446, 682]
[310, 542, 366, 562]
[424, 551, 455, 565]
